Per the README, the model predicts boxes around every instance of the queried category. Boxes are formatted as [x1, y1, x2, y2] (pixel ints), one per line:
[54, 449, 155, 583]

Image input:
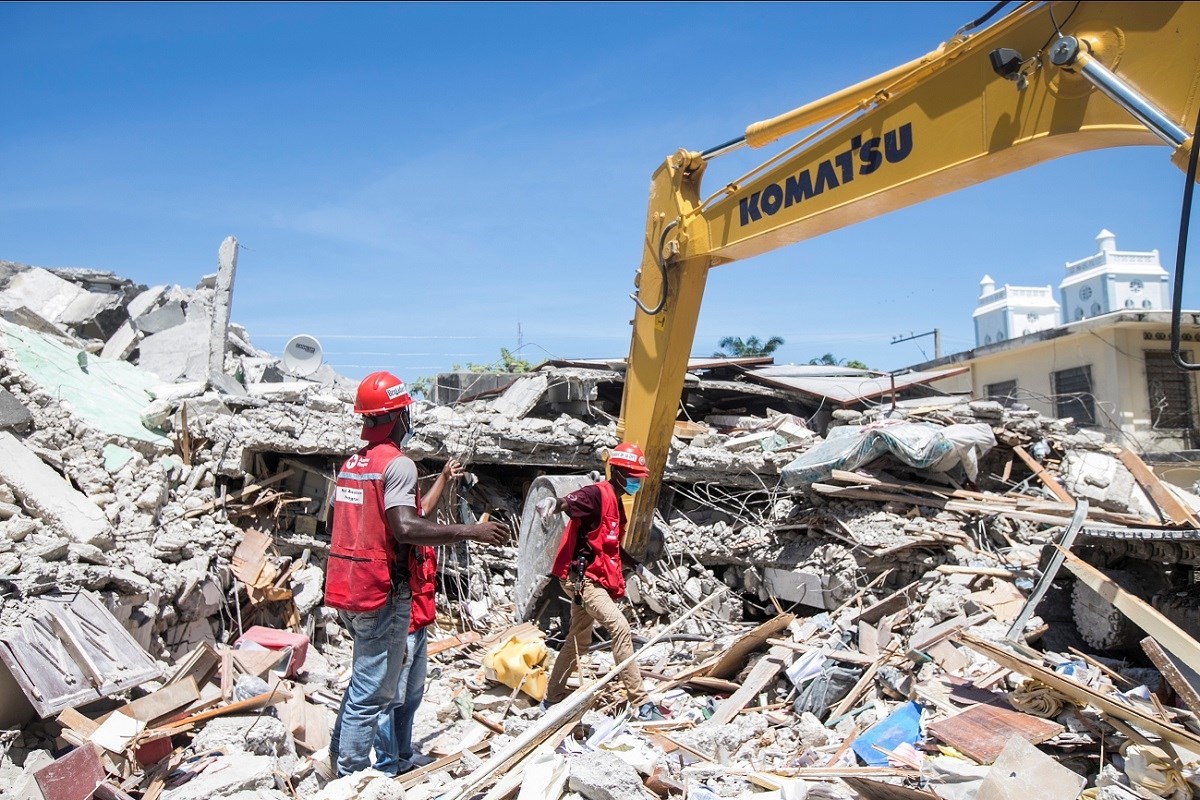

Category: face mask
[624, 478, 641, 495]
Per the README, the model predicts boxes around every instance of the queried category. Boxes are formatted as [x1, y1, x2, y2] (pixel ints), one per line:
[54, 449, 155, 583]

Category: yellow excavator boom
[618, 1, 1200, 556]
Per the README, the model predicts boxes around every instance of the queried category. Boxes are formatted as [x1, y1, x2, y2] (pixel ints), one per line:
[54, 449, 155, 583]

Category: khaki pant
[545, 578, 648, 707]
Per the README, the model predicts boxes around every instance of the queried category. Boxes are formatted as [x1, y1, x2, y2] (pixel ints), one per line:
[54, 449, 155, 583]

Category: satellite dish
[283, 334, 324, 377]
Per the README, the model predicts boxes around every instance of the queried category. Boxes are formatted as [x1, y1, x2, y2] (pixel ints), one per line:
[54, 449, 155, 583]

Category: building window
[984, 334, 992, 345]
[1146, 350, 1196, 430]
[1143, 299, 1153, 309]
[1052, 366, 1096, 426]
[1125, 299, 1135, 309]
[1091, 302, 1102, 316]
[986, 380, 1018, 408]
[1075, 308, 1084, 320]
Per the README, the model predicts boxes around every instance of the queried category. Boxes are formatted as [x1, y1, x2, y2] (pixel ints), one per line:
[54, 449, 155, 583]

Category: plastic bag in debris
[483, 633, 549, 701]
[781, 421, 995, 486]
[792, 663, 862, 717]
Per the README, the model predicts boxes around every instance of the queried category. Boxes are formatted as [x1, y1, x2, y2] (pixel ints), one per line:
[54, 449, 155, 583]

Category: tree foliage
[410, 348, 534, 398]
[712, 335, 785, 358]
[808, 352, 869, 369]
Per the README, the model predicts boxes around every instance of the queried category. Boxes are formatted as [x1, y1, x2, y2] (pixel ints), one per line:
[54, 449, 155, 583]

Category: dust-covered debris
[4, 253, 1200, 800]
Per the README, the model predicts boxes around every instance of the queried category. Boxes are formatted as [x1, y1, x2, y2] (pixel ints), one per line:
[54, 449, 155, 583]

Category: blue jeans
[329, 589, 411, 776]
[373, 626, 429, 775]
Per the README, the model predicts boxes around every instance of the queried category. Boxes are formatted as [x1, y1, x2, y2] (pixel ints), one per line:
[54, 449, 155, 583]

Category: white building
[972, 274, 1060, 347]
[1059, 229, 1169, 322]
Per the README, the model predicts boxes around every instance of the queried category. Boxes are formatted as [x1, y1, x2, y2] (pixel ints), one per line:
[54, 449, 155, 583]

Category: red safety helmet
[354, 371, 413, 415]
[608, 442, 648, 478]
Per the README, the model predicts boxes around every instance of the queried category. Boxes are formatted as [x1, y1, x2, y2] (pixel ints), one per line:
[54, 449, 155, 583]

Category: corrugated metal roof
[745, 366, 969, 405]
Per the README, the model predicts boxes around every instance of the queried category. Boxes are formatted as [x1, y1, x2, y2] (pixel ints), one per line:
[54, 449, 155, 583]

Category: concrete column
[208, 236, 239, 377]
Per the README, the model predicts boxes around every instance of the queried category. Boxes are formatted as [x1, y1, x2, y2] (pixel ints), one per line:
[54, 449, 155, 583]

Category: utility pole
[890, 328, 941, 359]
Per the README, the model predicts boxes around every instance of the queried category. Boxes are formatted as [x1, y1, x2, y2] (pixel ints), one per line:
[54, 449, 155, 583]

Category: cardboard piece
[853, 701, 922, 767]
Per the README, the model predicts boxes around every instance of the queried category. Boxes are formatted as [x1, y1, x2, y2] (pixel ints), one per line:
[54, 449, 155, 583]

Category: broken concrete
[0, 431, 112, 548]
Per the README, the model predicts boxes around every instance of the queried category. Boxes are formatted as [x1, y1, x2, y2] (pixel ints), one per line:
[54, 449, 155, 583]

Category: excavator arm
[618, 1, 1200, 556]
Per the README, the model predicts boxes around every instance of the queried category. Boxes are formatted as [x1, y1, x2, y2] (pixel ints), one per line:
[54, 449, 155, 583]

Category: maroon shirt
[563, 482, 627, 560]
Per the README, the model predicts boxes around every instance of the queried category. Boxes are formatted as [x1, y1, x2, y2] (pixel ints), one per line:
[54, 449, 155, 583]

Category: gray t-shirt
[383, 455, 418, 510]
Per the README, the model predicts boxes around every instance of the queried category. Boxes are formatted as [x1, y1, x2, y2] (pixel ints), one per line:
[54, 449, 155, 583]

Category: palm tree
[808, 352, 869, 369]
[713, 335, 784, 358]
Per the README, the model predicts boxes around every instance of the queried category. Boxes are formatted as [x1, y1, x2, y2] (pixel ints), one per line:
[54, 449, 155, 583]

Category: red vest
[551, 481, 625, 598]
[408, 546, 436, 631]
[325, 442, 409, 613]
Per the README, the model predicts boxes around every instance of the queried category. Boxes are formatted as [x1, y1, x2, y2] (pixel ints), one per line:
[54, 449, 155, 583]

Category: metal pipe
[1050, 36, 1189, 148]
[700, 135, 747, 160]
[742, 51, 937, 149]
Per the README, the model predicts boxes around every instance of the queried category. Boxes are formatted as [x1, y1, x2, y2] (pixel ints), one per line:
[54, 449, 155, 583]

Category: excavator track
[1080, 527, 1200, 567]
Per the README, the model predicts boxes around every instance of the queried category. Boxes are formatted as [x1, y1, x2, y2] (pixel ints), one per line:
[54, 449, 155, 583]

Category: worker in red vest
[326, 372, 508, 777]
[373, 456, 464, 775]
[536, 442, 659, 720]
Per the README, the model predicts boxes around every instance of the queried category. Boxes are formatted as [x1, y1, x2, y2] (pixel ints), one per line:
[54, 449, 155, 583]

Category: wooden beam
[443, 591, 723, 800]
[957, 632, 1200, 753]
[183, 469, 295, 519]
[1142, 636, 1200, 716]
[1116, 448, 1200, 526]
[1012, 446, 1073, 504]
[702, 645, 792, 728]
[1060, 547, 1200, 675]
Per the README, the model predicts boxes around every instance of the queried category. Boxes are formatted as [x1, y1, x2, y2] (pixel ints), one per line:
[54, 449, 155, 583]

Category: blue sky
[2, 2, 1195, 380]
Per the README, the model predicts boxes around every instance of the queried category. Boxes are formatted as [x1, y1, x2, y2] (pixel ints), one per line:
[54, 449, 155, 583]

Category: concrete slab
[138, 317, 210, 382]
[0, 268, 91, 323]
[134, 300, 186, 334]
[0, 318, 170, 446]
[126, 285, 167, 321]
[0, 432, 113, 547]
[99, 320, 140, 360]
[0, 387, 33, 431]
[491, 374, 549, 419]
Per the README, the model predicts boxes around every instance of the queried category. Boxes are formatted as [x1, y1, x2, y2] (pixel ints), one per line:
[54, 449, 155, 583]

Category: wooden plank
[957, 632, 1200, 753]
[1059, 547, 1200, 675]
[702, 644, 792, 728]
[1142, 636, 1200, 716]
[57, 707, 101, 738]
[828, 646, 897, 720]
[927, 702, 1063, 764]
[767, 639, 876, 666]
[155, 685, 292, 729]
[183, 469, 295, 519]
[1012, 446, 1073, 504]
[230, 528, 273, 586]
[428, 630, 483, 656]
[443, 592, 723, 800]
[1116, 447, 1200, 526]
[118, 677, 199, 724]
[706, 614, 794, 680]
[842, 776, 941, 800]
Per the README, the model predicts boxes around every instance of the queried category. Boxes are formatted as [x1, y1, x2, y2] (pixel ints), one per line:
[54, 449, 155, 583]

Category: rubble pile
[6, 256, 1200, 800]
